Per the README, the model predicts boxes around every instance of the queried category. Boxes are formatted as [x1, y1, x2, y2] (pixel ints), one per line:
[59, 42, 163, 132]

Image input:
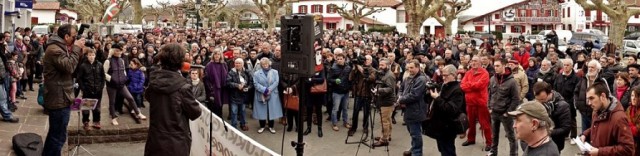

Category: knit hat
[508, 59, 519, 65]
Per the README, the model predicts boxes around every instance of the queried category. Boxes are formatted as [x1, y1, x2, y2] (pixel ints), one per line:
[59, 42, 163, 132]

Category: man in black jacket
[226, 58, 253, 131]
[423, 64, 465, 156]
[553, 58, 580, 143]
[488, 58, 520, 156]
[532, 82, 571, 152]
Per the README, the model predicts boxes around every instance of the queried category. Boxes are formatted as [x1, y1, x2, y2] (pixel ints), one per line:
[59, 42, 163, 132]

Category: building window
[511, 25, 524, 33]
[568, 7, 570, 17]
[327, 4, 337, 13]
[311, 5, 323, 13]
[585, 9, 591, 16]
[397, 10, 406, 23]
[532, 10, 538, 17]
[495, 13, 500, 19]
[562, 8, 565, 18]
[519, 9, 526, 17]
[326, 23, 337, 29]
[299, 5, 308, 13]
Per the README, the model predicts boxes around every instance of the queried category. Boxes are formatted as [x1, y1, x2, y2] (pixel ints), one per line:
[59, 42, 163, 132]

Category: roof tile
[34, 1, 60, 10]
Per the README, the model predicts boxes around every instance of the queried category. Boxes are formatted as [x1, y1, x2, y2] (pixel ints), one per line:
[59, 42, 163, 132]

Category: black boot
[317, 127, 323, 137]
[303, 127, 311, 135]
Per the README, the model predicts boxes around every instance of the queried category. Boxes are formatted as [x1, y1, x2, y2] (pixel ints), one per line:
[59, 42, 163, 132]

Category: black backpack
[12, 133, 43, 156]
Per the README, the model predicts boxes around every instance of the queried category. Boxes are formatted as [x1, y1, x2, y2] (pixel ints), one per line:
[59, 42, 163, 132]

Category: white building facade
[1, 0, 32, 33]
[460, 0, 563, 35]
[560, 0, 611, 34]
[291, 0, 458, 36]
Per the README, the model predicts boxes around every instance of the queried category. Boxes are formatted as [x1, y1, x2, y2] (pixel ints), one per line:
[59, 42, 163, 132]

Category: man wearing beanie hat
[508, 59, 529, 102]
[509, 101, 559, 156]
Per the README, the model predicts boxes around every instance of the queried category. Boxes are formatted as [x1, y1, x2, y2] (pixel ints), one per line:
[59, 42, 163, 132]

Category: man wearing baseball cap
[508, 101, 559, 156]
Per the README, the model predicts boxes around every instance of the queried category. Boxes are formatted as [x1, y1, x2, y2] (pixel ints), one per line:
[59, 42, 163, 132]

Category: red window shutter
[406, 12, 411, 22]
[527, 10, 531, 17]
[585, 9, 591, 16]
[511, 26, 515, 32]
[555, 10, 558, 17]
[310, 5, 314, 13]
[319, 5, 323, 13]
[299, 6, 304, 13]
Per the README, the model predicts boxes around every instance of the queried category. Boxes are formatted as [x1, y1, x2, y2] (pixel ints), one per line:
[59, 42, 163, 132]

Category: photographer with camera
[423, 64, 466, 156]
[371, 58, 396, 147]
[347, 55, 376, 136]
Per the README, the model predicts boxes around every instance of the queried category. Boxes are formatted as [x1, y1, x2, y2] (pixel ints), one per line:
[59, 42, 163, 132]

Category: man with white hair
[574, 60, 610, 133]
[226, 58, 253, 131]
[554, 58, 581, 144]
[535, 59, 556, 85]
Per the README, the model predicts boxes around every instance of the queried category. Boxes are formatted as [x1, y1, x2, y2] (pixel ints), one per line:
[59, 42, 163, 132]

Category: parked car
[625, 32, 640, 40]
[569, 32, 608, 50]
[537, 30, 573, 43]
[32, 25, 49, 36]
[579, 29, 609, 41]
[622, 40, 640, 57]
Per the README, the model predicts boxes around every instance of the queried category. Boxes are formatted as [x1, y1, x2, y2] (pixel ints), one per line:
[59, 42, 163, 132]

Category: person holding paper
[509, 101, 559, 156]
[579, 82, 634, 156]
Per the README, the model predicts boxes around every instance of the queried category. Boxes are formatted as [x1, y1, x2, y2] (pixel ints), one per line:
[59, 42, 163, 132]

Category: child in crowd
[77, 48, 106, 130]
[127, 58, 145, 109]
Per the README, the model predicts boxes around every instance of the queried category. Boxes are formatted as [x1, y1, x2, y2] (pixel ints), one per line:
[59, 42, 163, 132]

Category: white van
[112, 24, 143, 34]
[32, 25, 49, 36]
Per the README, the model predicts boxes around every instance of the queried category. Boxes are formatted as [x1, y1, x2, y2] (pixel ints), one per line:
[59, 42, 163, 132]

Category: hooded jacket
[583, 96, 635, 156]
[144, 69, 202, 156]
[43, 35, 81, 110]
[512, 65, 529, 100]
[489, 70, 520, 115]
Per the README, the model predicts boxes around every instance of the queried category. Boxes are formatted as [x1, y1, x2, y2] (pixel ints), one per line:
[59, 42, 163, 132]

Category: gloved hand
[335, 79, 342, 84]
[263, 88, 269, 96]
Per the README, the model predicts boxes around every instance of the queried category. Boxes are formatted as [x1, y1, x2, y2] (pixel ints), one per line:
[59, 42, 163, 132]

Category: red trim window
[326, 23, 337, 29]
[519, 9, 526, 17]
[299, 5, 308, 14]
[311, 5, 323, 13]
[327, 4, 337, 14]
[495, 13, 500, 19]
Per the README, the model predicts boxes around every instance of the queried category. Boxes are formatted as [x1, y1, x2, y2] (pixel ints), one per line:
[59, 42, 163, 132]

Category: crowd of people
[2, 23, 640, 156]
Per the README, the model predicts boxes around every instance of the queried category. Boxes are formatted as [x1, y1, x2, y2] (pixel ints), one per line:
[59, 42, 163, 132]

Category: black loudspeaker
[280, 14, 323, 77]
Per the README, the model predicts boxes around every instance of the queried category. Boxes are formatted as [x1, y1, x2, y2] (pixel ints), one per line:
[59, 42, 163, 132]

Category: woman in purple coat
[204, 49, 228, 117]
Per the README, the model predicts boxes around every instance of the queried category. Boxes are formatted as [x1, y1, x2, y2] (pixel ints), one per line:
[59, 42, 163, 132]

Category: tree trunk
[267, 16, 276, 33]
[131, 0, 143, 24]
[154, 15, 159, 27]
[609, 15, 628, 59]
[444, 19, 453, 35]
[353, 18, 361, 32]
[407, 18, 422, 40]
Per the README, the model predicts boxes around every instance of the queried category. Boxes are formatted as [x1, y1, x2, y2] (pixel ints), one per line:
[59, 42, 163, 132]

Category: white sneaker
[258, 128, 265, 134]
[111, 118, 119, 126]
[138, 114, 147, 120]
[269, 128, 276, 134]
[570, 139, 576, 145]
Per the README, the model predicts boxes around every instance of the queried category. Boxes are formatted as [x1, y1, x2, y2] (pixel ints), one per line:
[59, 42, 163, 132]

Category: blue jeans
[350, 96, 370, 131]
[0, 83, 12, 119]
[406, 122, 423, 156]
[43, 107, 71, 156]
[230, 102, 246, 128]
[331, 93, 349, 125]
[132, 93, 144, 108]
[581, 111, 592, 132]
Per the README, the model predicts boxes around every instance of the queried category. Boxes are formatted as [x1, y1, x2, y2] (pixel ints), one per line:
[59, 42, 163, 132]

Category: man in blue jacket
[397, 61, 428, 156]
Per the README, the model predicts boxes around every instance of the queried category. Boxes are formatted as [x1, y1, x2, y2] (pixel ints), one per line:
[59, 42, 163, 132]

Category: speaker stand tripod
[71, 111, 94, 156]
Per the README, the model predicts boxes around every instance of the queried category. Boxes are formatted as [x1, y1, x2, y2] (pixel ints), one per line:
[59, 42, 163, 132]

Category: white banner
[190, 103, 280, 156]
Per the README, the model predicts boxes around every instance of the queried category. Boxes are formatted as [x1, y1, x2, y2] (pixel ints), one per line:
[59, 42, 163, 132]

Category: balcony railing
[512, 17, 561, 23]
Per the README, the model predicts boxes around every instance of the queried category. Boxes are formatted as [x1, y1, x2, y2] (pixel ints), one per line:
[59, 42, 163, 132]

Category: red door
[475, 26, 483, 32]
[435, 26, 445, 36]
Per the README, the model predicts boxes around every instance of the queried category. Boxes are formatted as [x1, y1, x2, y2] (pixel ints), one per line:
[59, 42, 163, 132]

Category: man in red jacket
[460, 55, 492, 151]
[514, 45, 530, 70]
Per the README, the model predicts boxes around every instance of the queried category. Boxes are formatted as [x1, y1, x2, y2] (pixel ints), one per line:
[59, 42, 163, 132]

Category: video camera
[351, 55, 366, 66]
[77, 24, 95, 48]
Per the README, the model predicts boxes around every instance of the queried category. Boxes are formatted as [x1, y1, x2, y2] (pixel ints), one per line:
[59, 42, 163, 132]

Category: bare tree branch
[335, 0, 385, 31]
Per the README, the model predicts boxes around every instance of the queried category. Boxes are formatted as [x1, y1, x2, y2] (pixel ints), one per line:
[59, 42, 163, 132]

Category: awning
[323, 17, 342, 23]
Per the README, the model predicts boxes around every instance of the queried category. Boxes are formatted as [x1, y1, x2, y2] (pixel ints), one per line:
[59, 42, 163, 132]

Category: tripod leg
[80, 145, 95, 156]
